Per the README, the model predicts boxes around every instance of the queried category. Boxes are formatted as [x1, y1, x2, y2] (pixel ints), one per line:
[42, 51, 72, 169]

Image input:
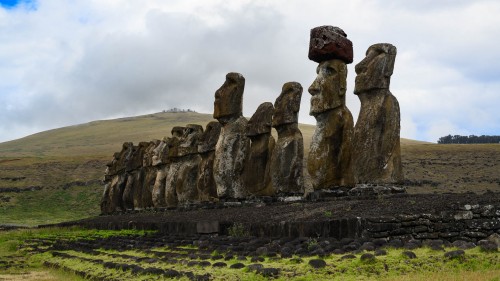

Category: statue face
[308, 59, 347, 116]
[354, 43, 396, 94]
[272, 82, 302, 127]
[213, 72, 245, 120]
[247, 102, 274, 136]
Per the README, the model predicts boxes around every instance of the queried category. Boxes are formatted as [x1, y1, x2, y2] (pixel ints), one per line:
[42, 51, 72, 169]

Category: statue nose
[355, 61, 367, 74]
[308, 80, 320, 96]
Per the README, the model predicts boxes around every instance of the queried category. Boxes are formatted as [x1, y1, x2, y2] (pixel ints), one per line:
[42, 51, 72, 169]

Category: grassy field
[0, 228, 499, 281]
[1, 111, 499, 226]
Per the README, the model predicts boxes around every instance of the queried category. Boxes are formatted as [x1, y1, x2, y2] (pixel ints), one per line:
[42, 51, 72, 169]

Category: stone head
[168, 127, 185, 158]
[308, 59, 348, 116]
[213, 72, 245, 123]
[179, 124, 204, 156]
[272, 82, 302, 127]
[198, 121, 222, 153]
[152, 138, 168, 166]
[171, 126, 185, 139]
[247, 102, 274, 137]
[354, 43, 397, 94]
[143, 140, 159, 167]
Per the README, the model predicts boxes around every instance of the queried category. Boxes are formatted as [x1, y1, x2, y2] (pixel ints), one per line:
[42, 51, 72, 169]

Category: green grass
[1, 227, 498, 280]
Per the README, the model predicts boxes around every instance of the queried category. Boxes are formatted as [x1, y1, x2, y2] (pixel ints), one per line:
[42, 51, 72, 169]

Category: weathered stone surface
[309, 60, 348, 116]
[213, 73, 250, 199]
[197, 122, 222, 202]
[198, 121, 222, 154]
[176, 125, 203, 204]
[122, 142, 149, 210]
[101, 142, 134, 213]
[271, 124, 304, 194]
[271, 82, 304, 195]
[354, 43, 396, 94]
[152, 138, 169, 166]
[308, 59, 355, 189]
[138, 141, 159, 209]
[151, 138, 169, 208]
[214, 116, 250, 199]
[178, 124, 203, 157]
[176, 154, 201, 204]
[152, 164, 168, 208]
[244, 103, 275, 196]
[213, 72, 245, 123]
[165, 128, 185, 207]
[308, 26, 353, 64]
[101, 174, 127, 214]
[352, 43, 403, 184]
[104, 142, 134, 178]
[247, 102, 274, 136]
[272, 82, 303, 127]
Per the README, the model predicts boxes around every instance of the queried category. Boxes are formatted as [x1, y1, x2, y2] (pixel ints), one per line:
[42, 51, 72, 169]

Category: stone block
[196, 221, 220, 234]
[308, 25, 353, 64]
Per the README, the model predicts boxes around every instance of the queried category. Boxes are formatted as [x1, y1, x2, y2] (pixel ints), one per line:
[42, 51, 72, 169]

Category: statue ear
[292, 89, 303, 112]
[384, 53, 396, 77]
[339, 72, 347, 96]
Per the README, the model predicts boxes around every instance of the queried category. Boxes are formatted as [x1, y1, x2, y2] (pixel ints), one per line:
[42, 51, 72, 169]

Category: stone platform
[42, 192, 500, 244]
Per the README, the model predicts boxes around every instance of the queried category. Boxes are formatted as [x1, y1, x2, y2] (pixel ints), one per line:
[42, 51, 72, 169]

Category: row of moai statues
[100, 25, 403, 213]
[101, 77, 305, 213]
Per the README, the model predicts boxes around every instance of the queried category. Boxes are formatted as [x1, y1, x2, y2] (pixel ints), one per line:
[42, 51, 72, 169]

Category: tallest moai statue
[307, 26, 355, 190]
[352, 43, 403, 184]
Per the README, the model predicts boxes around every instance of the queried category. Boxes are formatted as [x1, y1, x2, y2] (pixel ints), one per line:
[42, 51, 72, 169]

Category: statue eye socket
[325, 67, 336, 75]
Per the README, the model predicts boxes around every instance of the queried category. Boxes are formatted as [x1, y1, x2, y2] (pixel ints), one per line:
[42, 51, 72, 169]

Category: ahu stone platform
[48, 192, 500, 244]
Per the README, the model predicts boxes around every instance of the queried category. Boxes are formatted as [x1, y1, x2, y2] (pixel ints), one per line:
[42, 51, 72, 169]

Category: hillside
[1, 112, 499, 226]
[0, 111, 425, 158]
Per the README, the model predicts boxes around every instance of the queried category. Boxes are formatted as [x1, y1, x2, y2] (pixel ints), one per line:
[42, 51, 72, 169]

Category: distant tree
[438, 134, 500, 144]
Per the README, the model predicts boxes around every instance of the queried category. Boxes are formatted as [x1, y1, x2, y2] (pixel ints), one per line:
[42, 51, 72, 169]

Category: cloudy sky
[1, 0, 499, 143]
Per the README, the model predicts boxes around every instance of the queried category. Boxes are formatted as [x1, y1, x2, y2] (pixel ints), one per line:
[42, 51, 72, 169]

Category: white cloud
[0, 0, 499, 143]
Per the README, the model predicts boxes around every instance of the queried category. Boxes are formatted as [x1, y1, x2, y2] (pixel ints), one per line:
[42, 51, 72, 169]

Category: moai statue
[123, 142, 149, 210]
[307, 26, 355, 190]
[151, 137, 169, 208]
[165, 126, 185, 207]
[352, 43, 403, 184]
[213, 72, 250, 199]
[270, 82, 304, 195]
[176, 124, 203, 204]
[243, 102, 275, 196]
[100, 142, 133, 214]
[197, 121, 222, 202]
[140, 140, 160, 209]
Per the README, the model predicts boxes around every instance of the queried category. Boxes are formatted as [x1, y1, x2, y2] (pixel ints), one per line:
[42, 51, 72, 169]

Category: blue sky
[0, 0, 35, 9]
[0, 0, 499, 143]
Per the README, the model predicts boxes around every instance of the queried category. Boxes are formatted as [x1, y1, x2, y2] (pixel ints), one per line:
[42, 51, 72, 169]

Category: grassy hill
[0, 111, 499, 226]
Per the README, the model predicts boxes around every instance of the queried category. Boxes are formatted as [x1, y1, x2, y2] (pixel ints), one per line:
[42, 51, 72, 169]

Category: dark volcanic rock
[258, 267, 280, 277]
[444, 250, 465, 260]
[360, 253, 376, 263]
[402, 251, 417, 259]
[230, 262, 245, 269]
[308, 259, 327, 268]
